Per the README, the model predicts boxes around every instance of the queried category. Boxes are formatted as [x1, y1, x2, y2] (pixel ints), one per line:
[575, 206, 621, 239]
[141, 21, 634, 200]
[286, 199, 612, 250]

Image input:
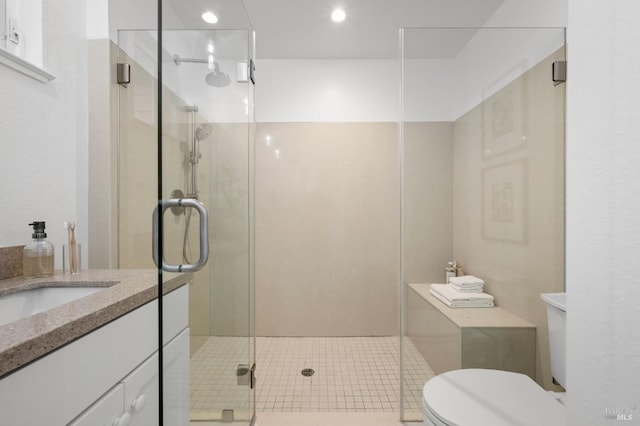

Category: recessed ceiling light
[202, 11, 218, 24]
[331, 8, 346, 23]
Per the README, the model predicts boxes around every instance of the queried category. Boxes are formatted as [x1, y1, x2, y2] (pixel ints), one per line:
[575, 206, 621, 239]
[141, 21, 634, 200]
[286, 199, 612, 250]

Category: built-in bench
[407, 283, 536, 380]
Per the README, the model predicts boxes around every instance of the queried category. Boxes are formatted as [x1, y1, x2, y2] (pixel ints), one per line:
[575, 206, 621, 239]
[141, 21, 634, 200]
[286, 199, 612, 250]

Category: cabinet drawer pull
[131, 394, 147, 412]
[112, 412, 131, 426]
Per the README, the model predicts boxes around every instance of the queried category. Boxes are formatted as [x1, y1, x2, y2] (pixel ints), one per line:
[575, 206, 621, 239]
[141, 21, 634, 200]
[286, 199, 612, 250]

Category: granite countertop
[0, 269, 191, 378]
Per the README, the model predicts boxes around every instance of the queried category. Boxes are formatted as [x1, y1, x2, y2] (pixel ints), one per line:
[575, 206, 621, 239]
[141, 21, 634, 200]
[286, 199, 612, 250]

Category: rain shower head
[205, 62, 231, 88]
[196, 123, 213, 141]
[173, 54, 231, 88]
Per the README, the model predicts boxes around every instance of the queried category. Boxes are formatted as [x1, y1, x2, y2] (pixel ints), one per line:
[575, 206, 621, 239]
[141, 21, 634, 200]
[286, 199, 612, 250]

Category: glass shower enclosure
[400, 27, 566, 422]
[112, 0, 255, 424]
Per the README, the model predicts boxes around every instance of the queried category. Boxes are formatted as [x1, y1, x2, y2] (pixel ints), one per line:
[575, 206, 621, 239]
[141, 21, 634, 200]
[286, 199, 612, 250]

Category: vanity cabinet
[0, 284, 189, 426]
[69, 383, 127, 426]
[69, 328, 189, 426]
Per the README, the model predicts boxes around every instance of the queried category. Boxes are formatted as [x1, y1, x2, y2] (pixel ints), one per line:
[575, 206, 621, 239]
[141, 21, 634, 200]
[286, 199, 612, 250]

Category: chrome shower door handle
[152, 198, 209, 272]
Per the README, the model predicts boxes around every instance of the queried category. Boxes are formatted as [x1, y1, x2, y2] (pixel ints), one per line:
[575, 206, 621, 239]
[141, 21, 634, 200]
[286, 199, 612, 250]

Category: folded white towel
[430, 283, 494, 302]
[429, 289, 494, 308]
[449, 275, 485, 286]
[448, 282, 483, 293]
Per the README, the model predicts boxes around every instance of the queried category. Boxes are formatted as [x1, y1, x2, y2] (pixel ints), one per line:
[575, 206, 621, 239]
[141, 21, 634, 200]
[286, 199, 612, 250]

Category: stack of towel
[429, 275, 494, 308]
[449, 275, 485, 293]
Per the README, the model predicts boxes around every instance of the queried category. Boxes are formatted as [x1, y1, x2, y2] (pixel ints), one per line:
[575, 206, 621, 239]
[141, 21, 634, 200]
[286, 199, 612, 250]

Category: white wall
[566, 1, 640, 424]
[484, 0, 567, 28]
[3, 0, 42, 66]
[87, 0, 109, 40]
[256, 59, 399, 123]
[255, 57, 459, 123]
[451, 28, 565, 119]
[403, 59, 455, 122]
[0, 0, 88, 267]
[257, 1, 567, 124]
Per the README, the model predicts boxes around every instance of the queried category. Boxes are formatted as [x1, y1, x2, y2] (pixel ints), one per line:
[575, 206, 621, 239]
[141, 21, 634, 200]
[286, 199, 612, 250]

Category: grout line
[190, 336, 434, 419]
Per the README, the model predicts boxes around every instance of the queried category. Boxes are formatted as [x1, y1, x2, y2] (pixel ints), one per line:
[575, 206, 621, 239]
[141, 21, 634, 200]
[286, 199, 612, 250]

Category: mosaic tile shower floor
[190, 336, 433, 420]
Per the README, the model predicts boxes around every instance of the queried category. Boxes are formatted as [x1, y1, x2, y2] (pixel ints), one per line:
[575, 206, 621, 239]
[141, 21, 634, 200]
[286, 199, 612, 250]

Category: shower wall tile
[403, 122, 454, 284]
[205, 122, 251, 337]
[87, 39, 118, 269]
[116, 45, 158, 270]
[256, 122, 399, 336]
[452, 47, 566, 389]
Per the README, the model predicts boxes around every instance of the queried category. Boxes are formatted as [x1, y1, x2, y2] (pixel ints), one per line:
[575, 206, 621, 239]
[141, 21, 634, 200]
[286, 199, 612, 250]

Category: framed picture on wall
[481, 67, 528, 159]
[481, 159, 528, 243]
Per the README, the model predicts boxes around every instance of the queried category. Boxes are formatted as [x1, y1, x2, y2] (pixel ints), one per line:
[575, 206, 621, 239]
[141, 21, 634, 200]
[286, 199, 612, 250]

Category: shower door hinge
[249, 59, 255, 85]
[552, 61, 566, 85]
[117, 63, 131, 87]
[237, 364, 250, 386]
[237, 363, 256, 389]
[251, 363, 256, 389]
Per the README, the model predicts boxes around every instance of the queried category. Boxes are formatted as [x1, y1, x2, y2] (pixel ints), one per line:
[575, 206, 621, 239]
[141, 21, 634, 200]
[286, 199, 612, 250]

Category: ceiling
[165, 0, 506, 59]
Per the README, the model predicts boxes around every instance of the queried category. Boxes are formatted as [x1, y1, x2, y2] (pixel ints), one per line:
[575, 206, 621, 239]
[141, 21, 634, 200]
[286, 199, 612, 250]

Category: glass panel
[161, 27, 254, 423]
[255, 90, 400, 413]
[117, 30, 158, 271]
[0, 0, 6, 51]
[160, 0, 255, 421]
[400, 27, 566, 422]
[114, 1, 255, 423]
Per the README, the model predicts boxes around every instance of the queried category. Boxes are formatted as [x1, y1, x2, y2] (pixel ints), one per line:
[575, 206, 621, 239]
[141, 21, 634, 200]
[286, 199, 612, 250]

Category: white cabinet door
[123, 328, 189, 426]
[123, 353, 160, 426]
[122, 285, 189, 426]
[0, 300, 157, 426]
[68, 383, 127, 426]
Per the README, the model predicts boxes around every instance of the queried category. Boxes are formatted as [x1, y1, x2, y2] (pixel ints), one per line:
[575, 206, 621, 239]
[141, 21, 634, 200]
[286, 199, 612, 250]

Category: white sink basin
[0, 286, 106, 327]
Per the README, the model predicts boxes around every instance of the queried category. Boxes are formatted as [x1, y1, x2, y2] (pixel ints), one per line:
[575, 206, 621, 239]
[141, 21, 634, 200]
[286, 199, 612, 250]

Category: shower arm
[173, 55, 224, 74]
[173, 55, 208, 65]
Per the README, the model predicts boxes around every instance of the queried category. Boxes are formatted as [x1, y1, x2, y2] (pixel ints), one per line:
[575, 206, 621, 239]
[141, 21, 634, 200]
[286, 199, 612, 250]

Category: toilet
[422, 293, 567, 426]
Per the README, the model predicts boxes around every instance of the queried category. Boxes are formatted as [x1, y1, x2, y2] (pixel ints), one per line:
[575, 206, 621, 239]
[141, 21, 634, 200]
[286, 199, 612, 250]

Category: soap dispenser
[23, 221, 54, 278]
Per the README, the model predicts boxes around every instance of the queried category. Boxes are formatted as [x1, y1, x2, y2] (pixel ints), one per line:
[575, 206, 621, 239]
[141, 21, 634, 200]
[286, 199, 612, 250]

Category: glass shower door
[114, 2, 255, 423]
[159, 26, 255, 424]
[400, 27, 566, 422]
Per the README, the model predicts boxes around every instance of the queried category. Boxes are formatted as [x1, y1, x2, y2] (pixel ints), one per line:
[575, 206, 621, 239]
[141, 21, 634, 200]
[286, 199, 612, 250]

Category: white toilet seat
[422, 369, 566, 426]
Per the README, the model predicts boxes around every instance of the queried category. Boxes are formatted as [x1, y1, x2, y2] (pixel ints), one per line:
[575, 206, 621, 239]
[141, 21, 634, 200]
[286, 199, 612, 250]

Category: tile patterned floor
[254, 412, 408, 425]
[257, 337, 399, 413]
[402, 338, 435, 421]
[189, 336, 434, 421]
[190, 336, 252, 421]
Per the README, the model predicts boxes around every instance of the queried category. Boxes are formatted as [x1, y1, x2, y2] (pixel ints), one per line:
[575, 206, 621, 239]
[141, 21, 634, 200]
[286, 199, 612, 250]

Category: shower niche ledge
[407, 283, 536, 380]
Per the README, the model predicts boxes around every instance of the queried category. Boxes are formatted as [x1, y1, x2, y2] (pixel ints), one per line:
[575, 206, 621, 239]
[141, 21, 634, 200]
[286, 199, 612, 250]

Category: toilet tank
[541, 293, 566, 388]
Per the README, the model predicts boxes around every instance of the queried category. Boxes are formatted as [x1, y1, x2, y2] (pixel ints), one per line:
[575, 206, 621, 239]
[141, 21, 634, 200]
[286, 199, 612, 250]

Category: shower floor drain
[301, 368, 315, 377]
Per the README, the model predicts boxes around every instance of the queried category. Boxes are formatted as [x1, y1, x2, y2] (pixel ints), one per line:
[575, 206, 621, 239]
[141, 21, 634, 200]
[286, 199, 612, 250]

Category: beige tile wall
[255, 123, 400, 336]
[403, 122, 454, 284]
[205, 122, 250, 337]
[87, 39, 118, 269]
[451, 47, 566, 389]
